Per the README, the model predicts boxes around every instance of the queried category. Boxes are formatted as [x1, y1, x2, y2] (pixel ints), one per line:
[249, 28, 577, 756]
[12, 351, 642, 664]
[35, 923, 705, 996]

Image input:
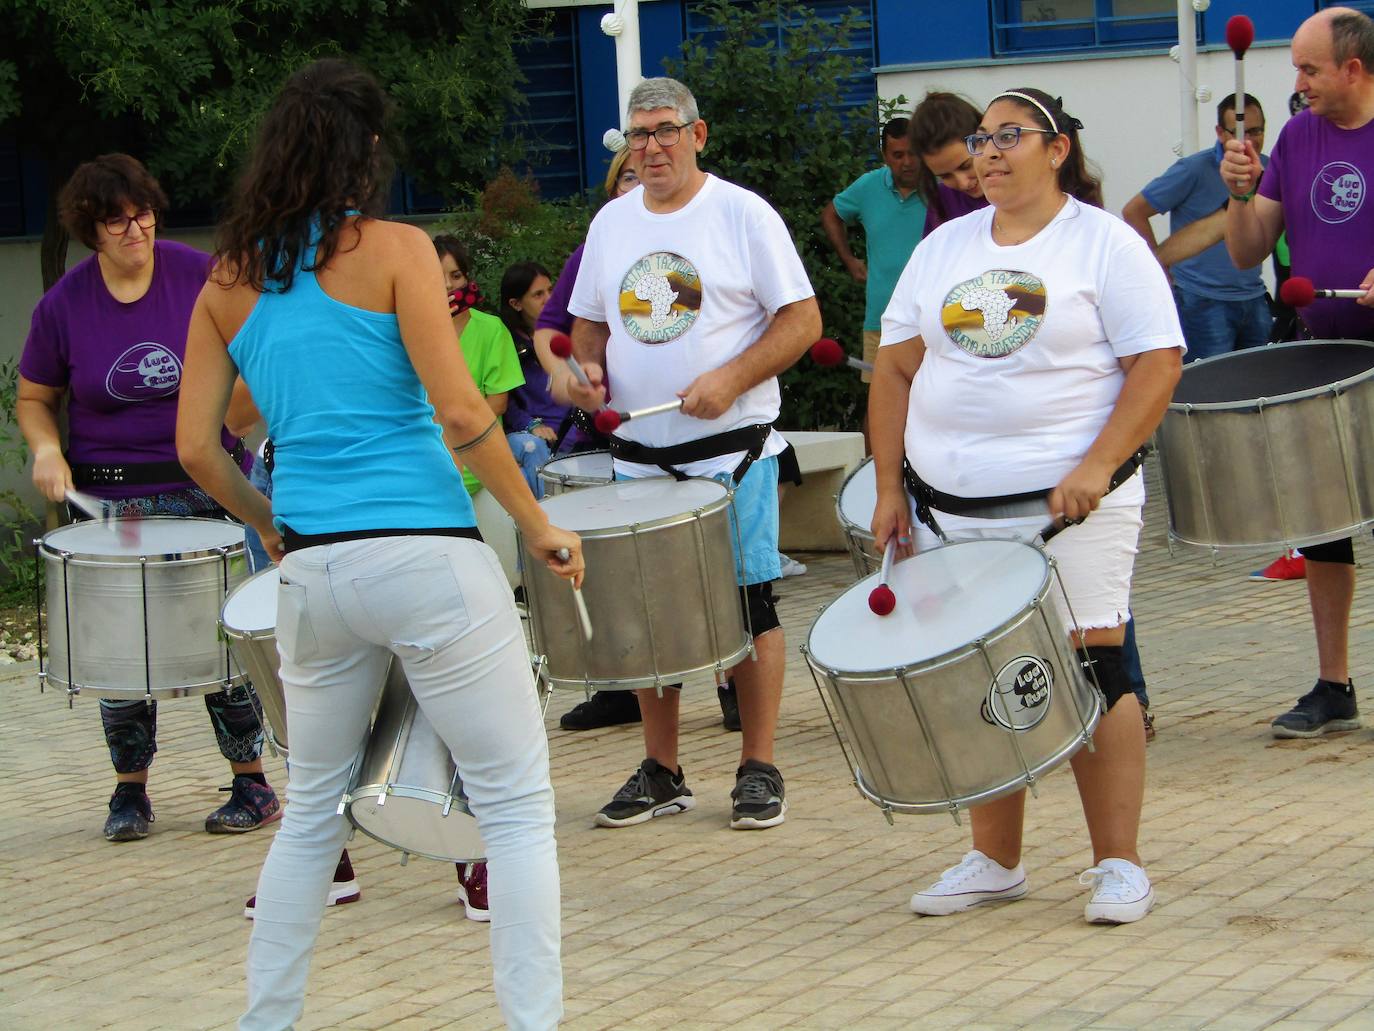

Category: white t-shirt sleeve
[567, 215, 607, 323]
[745, 197, 814, 313]
[879, 247, 926, 346]
[1097, 225, 1187, 359]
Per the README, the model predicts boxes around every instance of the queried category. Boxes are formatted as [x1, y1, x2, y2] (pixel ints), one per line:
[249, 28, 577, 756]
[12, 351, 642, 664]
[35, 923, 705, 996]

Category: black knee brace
[740, 581, 780, 637]
[1079, 645, 1129, 711]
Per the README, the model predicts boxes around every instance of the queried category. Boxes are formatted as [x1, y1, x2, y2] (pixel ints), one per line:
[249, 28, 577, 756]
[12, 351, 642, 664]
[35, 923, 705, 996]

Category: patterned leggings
[75, 487, 266, 773]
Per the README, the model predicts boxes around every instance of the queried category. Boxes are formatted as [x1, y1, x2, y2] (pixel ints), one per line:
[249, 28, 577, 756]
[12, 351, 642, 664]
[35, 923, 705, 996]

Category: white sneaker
[1080, 858, 1155, 924]
[909, 849, 1028, 916]
[778, 553, 807, 578]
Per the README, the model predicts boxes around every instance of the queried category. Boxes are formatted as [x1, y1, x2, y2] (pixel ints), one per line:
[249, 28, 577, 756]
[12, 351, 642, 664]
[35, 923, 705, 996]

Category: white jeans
[241, 536, 561, 1031]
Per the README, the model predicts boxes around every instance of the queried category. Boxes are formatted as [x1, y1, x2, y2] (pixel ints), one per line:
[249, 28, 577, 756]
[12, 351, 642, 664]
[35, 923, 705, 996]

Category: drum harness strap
[72, 439, 248, 489]
[902, 445, 1150, 543]
[604, 422, 775, 487]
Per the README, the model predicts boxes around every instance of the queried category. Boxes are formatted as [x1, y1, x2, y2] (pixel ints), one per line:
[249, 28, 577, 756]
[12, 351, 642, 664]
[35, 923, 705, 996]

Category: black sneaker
[104, 783, 154, 842]
[718, 680, 741, 732]
[730, 759, 787, 830]
[559, 690, 642, 731]
[1271, 679, 1361, 738]
[594, 759, 694, 827]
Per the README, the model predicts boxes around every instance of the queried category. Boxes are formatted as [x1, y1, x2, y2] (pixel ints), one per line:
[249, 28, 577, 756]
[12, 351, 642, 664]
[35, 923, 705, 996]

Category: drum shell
[344, 661, 485, 863]
[524, 484, 750, 690]
[538, 450, 613, 496]
[221, 570, 288, 754]
[835, 457, 878, 579]
[806, 559, 1101, 815]
[1159, 340, 1374, 549]
[41, 518, 248, 699]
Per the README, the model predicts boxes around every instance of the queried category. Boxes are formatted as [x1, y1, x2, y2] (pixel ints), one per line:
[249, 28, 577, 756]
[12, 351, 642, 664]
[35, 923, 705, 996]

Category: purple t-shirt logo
[1311, 161, 1365, 224]
[106, 342, 182, 401]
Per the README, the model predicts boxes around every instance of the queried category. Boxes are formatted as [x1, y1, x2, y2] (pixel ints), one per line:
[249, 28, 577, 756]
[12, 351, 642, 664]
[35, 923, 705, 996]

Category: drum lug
[881, 802, 895, 827]
[441, 795, 454, 818]
[399, 851, 410, 867]
[376, 788, 388, 807]
[945, 802, 963, 828]
[336, 794, 350, 816]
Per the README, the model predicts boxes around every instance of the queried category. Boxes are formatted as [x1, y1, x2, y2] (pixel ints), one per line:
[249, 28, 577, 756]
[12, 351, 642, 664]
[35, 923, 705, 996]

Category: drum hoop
[805, 545, 1054, 678]
[834, 456, 875, 531]
[540, 487, 733, 539]
[44, 671, 249, 696]
[220, 622, 276, 643]
[1167, 519, 1374, 552]
[40, 516, 246, 566]
[543, 638, 753, 692]
[1169, 340, 1374, 413]
[344, 787, 483, 864]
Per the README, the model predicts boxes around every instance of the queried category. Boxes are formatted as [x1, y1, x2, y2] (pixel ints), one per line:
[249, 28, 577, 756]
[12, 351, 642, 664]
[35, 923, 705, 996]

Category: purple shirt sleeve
[19, 298, 68, 388]
[535, 243, 585, 335]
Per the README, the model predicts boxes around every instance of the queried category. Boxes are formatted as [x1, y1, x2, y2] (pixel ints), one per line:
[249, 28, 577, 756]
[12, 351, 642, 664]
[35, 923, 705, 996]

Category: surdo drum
[39, 517, 248, 699]
[523, 477, 751, 691]
[537, 450, 614, 496]
[835, 457, 879, 578]
[1158, 340, 1374, 550]
[804, 539, 1101, 822]
[220, 568, 290, 754]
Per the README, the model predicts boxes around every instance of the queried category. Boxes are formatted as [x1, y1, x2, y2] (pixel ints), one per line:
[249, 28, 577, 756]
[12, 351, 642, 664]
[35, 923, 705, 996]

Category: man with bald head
[1222, 7, 1374, 738]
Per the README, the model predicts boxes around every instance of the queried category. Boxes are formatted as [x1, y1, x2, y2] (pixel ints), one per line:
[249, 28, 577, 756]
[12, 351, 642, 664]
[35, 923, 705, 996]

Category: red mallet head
[592, 408, 623, 435]
[810, 337, 845, 367]
[1279, 276, 1316, 308]
[867, 583, 896, 616]
[548, 332, 574, 360]
[1226, 15, 1254, 58]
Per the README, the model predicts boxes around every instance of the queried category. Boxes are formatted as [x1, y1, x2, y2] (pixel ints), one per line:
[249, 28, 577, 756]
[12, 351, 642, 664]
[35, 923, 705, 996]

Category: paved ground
[4, 457, 1373, 1030]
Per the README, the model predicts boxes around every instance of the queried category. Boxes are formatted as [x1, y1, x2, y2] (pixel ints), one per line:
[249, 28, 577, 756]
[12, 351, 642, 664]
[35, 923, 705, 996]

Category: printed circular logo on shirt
[618, 252, 703, 344]
[980, 655, 1053, 733]
[106, 342, 182, 401]
[941, 270, 1047, 358]
[1311, 161, 1365, 224]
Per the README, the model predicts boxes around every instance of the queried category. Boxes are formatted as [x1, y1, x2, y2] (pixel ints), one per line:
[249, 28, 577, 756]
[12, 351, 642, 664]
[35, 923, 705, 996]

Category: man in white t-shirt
[559, 77, 821, 831]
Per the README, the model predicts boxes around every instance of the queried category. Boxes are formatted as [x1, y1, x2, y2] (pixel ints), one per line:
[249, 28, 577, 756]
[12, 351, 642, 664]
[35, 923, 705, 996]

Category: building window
[992, 0, 1190, 56]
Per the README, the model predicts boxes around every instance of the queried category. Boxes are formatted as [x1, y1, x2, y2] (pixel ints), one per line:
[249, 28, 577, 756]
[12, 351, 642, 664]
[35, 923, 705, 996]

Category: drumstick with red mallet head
[1226, 16, 1255, 147]
[1279, 276, 1369, 307]
[867, 536, 899, 616]
[591, 398, 684, 435]
[555, 546, 593, 641]
[548, 332, 603, 403]
[811, 337, 873, 374]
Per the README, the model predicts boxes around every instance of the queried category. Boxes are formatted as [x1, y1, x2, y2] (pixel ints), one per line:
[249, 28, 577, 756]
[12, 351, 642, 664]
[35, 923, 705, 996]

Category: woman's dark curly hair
[58, 154, 169, 250]
[214, 58, 395, 292]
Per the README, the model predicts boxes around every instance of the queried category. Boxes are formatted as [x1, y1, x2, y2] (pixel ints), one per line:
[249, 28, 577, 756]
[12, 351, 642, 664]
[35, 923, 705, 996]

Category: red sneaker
[1249, 550, 1306, 581]
[244, 849, 361, 919]
[455, 861, 490, 922]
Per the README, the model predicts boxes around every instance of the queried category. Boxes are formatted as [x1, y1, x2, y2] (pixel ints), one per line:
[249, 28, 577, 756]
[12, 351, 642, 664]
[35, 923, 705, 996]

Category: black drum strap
[606, 423, 774, 486]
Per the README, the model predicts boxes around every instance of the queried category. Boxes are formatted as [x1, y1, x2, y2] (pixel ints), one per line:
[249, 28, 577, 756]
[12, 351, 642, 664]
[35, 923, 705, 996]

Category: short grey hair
[627, 77, 699, 124]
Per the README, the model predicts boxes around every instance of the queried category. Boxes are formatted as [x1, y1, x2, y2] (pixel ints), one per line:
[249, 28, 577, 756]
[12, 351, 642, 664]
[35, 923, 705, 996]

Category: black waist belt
[605, 422, 774, 485]
[903, 446, 1149, 540]
[72, 439, 247, 489]
[281, 524, 483, 554]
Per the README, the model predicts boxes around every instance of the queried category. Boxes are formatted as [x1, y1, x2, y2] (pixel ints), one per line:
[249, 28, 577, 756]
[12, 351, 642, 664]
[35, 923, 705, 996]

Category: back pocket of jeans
[352, 563, 470, 653]
[275, 581, 318, 663]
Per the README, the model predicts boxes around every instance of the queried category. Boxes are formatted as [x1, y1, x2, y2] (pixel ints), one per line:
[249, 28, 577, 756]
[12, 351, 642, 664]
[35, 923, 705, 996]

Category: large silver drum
[1158, 340, 1374, 549]
[341, 661, 485, 863]
[40, 517, 248, 699]
[804, 539, 1100, 820]
[523, 477, 750, 691]
[220, 568, 288, 754]
[537, 450, 613, 496]
[835, 457, 878, 578]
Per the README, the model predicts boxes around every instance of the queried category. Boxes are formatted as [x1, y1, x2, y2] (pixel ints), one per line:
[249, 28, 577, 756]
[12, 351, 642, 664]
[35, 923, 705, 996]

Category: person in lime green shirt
[434, 235, 525, 495]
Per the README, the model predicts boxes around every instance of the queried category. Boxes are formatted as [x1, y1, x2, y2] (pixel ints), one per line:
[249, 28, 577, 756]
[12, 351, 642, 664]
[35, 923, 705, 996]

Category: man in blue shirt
[1123, 94, 1271, 363]
[821, 117, 927, 402]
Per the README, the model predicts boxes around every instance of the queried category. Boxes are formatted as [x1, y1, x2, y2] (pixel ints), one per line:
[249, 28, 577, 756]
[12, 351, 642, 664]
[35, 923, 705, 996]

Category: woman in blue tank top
[176, 58, 581, 1031]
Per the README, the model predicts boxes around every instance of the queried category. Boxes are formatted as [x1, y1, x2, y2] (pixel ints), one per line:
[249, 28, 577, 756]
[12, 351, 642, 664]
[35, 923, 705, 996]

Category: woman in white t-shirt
[869, 88, 1184, 926]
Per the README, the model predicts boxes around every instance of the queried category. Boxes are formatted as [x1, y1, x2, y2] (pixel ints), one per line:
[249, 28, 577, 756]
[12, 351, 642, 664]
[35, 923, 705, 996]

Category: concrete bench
[778, 429, 866, 552]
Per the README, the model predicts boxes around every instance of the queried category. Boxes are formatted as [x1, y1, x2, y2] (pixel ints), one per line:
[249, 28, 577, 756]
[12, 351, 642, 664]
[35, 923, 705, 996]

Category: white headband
[993, 91, 1059, 135]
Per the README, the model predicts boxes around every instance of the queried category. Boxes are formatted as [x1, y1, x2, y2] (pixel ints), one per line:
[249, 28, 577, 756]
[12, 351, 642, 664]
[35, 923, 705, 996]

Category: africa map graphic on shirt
[619, 251, 703, 343]
[940, 270, 1047, 358]
[1310, 161, 1365, 224]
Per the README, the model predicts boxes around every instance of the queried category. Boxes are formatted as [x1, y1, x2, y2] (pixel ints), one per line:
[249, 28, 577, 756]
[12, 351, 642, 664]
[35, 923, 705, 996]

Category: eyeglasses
[100, 209, 158, 236]
[624, 122, 695, 150]
[964, 127, 1059, 156]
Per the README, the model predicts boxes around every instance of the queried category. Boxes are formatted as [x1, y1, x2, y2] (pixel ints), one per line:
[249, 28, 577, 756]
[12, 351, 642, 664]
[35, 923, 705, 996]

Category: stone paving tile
[4, 456, 1374, 1029]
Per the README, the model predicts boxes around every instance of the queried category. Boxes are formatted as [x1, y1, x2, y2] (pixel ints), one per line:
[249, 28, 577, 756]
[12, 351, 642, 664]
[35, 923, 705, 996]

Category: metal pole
[602, 0, 644, 123]
[1177, 0, 1199, 155]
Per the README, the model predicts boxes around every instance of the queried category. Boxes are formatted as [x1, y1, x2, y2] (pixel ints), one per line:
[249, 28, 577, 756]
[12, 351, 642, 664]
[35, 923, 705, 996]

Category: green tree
[0, 0, 537, 289]
[667, 0, 901, 432]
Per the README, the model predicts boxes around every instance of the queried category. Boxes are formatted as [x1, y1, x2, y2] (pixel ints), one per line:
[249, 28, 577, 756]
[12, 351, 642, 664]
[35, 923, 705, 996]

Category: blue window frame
[992, 0, 1194, 56]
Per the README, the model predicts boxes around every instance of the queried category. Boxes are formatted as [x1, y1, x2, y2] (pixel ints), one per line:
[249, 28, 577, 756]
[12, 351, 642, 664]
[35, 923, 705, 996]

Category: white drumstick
[65, 489, 107, 522]
[556, 547, 593, 641]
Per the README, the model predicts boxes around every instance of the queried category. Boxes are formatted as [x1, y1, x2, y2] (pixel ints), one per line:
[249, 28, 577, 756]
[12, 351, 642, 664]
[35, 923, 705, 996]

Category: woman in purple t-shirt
[16, 154, 278, 844]
[909, 91, 989, 233]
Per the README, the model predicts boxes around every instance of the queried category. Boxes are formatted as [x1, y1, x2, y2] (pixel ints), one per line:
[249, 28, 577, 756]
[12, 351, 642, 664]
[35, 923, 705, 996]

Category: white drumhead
[541, 451, 613, 482]
[222, 568, 282, 634]
[538, 477, 727, 531]
[807, 539, 1050, 673]
[43, 516, 245, 558]
[838, 458, 877, 530]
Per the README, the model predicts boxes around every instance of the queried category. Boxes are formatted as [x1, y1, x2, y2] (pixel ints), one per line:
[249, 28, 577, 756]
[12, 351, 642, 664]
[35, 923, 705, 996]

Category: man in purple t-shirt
[1222, 6, 1374, 738]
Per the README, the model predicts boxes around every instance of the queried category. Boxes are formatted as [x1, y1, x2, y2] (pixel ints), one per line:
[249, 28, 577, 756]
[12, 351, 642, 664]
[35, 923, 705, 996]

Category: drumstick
[1226, 16, 1255, 146]
[66, 489, 140, 544]
[1279, 276, 1367, 306]
[592, 398, 683, 435]
[548, 332, 598, 395]
[811, 337, 873, 374]
[556, 547, 593, 641]
[867, 537, 898, 616]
